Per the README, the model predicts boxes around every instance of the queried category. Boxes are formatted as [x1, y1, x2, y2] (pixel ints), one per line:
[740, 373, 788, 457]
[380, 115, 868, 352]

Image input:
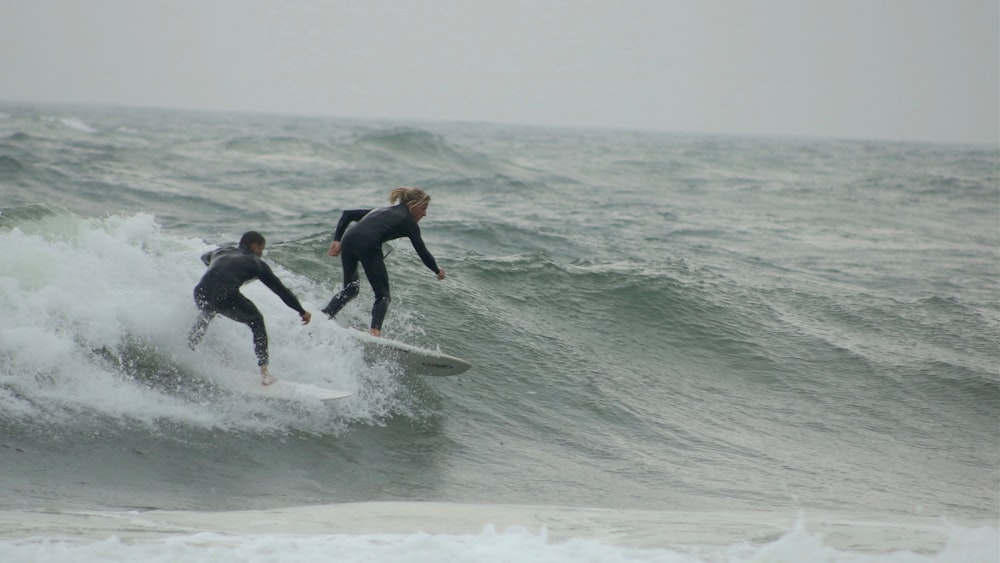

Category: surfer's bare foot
[260, 367, 276, 386]
[369, 328, 381, 337]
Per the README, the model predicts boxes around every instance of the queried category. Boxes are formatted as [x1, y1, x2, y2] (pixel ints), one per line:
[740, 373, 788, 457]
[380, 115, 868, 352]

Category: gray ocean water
[0, 102, 997, 533]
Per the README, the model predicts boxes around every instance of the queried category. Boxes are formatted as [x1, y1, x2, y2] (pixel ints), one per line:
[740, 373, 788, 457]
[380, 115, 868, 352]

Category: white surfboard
[230, 377, 353, 403]
[348, 329, 471, 376]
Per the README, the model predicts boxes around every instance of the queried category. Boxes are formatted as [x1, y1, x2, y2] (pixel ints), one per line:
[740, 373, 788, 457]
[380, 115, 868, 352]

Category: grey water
[0, 103, 996, 525]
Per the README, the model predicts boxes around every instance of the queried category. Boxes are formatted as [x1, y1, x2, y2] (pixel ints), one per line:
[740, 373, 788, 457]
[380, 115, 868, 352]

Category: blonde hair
[389, 187, 431, 210]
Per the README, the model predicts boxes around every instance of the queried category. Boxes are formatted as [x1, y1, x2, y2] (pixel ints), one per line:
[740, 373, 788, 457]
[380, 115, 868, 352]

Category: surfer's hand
[437, 267, 446, 281]
[327, 241, 341, 256]
[300, 311, 312, 325]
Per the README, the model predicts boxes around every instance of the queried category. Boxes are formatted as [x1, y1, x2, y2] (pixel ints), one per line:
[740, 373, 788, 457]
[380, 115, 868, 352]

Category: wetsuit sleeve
[333, 209, 373, 241]
[200, 250, 215, 266]
[408, 224, 440, 274]
[258, 262, 306, 314]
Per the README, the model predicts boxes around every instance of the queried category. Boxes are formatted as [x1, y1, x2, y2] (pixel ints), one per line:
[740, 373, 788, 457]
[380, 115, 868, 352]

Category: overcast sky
[2, 0, 997, 144]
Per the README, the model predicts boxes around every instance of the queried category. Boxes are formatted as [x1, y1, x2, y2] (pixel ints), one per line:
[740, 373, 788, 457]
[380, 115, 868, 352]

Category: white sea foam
[0, 211, 407, 432]
[58, 117, 97, 133]
[0, 503, 995, 563]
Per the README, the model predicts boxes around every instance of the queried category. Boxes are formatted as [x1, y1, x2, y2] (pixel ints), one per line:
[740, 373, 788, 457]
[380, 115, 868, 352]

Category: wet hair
[239, 231, 266, 249]
[389, 187, 430, 210]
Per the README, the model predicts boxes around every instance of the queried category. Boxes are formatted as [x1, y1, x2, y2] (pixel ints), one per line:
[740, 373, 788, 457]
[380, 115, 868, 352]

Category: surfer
[188, 231, 312, 385]
[322, 186, 445, 337]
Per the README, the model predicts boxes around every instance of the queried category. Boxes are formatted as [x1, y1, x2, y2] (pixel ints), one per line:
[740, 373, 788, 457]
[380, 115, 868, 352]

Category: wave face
[0, 103, 997, 525]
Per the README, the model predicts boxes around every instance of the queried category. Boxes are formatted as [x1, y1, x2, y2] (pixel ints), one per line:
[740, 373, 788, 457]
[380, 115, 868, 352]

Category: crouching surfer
[188, 231, 312, 385]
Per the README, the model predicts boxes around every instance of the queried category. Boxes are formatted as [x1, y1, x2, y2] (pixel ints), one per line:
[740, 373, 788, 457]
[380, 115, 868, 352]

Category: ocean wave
[0, 154, 26, 175]
[0, 203, 74, 229]
[353, 127, 495, 173]
[2, 131, 31, 142]
[222, 134, 337, 157]
[1, 103, 996, 525]
[57, 116, 97, 133]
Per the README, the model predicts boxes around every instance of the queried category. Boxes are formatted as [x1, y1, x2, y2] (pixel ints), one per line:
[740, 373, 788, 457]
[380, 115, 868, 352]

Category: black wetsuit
[322, 203, 439, 330]
[188, 245, 306, 366]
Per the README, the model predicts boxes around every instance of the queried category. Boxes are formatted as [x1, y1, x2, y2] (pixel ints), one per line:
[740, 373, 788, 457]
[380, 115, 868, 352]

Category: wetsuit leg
[322, 252, 361, 318]
[188, 310, 215, 349]
[189, 285, 267, 365]
[358, 249, 391, 330]
[215, 293, 269, 367]
[188, 286, 217, 349]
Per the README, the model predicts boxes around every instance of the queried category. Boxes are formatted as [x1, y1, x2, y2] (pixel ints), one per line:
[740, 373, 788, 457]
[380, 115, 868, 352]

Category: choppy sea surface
[0, 103, 997, 562]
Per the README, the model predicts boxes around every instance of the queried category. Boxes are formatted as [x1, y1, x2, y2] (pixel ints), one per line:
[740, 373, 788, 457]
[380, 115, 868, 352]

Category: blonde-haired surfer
[323, 187, 446, 336]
